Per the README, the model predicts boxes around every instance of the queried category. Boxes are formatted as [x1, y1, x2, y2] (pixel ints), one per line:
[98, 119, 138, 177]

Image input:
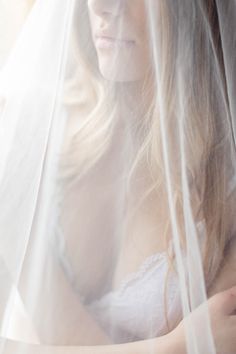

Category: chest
[112, 199, 171, 291]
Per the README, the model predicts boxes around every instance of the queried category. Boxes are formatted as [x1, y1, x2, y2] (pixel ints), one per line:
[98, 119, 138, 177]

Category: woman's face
[87, 0, 150, 82]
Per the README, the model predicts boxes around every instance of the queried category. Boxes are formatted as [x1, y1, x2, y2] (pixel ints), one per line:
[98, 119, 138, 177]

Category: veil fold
[0, 1, 235, 353]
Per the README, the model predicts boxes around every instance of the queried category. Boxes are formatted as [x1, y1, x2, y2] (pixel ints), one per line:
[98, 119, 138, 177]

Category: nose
[88, 0, 123, 18]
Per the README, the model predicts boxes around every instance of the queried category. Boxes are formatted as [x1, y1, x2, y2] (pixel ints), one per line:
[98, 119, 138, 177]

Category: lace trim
[116, 251, 168, 294]
[55, 221, 172, 301]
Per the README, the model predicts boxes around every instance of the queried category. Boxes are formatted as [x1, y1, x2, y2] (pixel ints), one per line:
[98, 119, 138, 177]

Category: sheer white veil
[0, 1, 235, 353]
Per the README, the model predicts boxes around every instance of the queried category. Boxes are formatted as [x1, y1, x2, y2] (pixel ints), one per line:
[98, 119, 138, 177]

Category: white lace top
[56, 174, 236, 344]
[87, 250, 184, 343]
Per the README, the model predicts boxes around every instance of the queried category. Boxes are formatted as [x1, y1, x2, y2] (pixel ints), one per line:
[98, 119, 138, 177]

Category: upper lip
[95, 31, 134, 42]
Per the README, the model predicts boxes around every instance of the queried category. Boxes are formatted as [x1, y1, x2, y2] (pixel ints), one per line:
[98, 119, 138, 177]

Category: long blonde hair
[60, 0, 236, 331]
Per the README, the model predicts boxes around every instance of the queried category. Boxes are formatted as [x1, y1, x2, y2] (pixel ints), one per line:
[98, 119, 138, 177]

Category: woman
[0, 0, 236, 353]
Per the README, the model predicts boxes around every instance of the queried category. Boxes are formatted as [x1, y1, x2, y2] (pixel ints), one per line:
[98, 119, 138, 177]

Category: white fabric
[0, 1, 236, 353]
[87, 252, 182, 343]
[57, 222, 207, 344]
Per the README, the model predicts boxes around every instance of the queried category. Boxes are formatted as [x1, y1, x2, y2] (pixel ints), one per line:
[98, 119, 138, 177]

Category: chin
[98, 60, 144, 82]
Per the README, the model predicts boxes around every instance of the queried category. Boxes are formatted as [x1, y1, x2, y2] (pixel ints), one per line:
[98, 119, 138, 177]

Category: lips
[95, 31, 135, 49]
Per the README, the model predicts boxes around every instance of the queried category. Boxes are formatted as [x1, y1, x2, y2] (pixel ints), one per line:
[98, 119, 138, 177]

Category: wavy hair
[60, 0, 236, 332]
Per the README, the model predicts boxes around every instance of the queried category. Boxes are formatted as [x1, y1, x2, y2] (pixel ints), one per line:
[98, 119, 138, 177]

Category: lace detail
[53, 212, 174, 301]
[87, 247, 181, 343]
[113, 251, 168, 295]
[53, 224, 182, 342]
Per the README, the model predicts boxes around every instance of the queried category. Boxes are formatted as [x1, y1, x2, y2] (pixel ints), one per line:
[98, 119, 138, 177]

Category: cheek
[130, 0, 148, 44]
[97, 21, 150, 82]
[87, 1, 150, 82]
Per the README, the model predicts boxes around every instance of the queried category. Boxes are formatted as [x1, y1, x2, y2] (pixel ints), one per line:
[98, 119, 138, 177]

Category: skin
[15, 249, 236, 352]
[12, 1, 236, 352]
[0, 0, 233, 353]
[86, 1, 236, 352]
[87, 0, 150, 82]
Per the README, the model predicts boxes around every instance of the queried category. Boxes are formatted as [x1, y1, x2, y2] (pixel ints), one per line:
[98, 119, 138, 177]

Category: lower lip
[96, 37, 135, 50]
